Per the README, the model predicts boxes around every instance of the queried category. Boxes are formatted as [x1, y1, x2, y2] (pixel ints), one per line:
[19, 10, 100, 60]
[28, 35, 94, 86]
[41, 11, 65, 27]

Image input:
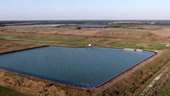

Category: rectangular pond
[0, 47, 155, 88]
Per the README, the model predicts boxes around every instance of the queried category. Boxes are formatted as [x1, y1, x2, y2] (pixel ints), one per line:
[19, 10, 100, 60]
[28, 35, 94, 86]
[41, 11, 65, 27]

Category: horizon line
[1, 19, 170, 21]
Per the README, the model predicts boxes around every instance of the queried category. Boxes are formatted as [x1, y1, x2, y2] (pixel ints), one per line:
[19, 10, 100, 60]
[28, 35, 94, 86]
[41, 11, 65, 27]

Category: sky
[0, 0, 170, 20]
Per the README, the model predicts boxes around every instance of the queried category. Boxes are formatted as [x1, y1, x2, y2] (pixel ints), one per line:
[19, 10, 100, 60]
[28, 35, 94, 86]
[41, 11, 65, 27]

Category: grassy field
[0, 86, 29, 96]
[0, 34, 167, 50]
[0, 25, 168, 50]
[159, 79, 170, 96]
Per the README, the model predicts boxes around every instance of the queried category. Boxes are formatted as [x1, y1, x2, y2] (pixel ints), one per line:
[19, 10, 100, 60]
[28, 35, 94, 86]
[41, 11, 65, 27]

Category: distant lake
[0, 47, 155, 88]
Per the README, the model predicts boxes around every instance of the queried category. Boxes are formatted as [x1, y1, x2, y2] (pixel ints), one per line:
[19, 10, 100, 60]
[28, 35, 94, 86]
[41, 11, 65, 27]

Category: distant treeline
[0, 24, 5, 27]
[1, 20, 170, 26]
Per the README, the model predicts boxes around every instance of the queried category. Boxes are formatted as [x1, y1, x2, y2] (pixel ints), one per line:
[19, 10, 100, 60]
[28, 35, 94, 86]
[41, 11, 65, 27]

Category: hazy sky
[0, 0, 170, 20]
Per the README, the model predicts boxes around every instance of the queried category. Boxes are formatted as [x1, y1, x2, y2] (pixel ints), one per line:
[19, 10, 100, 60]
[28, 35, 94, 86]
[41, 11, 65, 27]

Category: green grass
[159, 80, 170, 96]
[0, 34, 167, 50]
[109, 42, 166, 50]
[0, 86, 29, 96]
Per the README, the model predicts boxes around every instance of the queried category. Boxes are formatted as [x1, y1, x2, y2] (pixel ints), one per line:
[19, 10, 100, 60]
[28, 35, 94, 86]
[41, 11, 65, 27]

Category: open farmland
[0, 25, 170, 96]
